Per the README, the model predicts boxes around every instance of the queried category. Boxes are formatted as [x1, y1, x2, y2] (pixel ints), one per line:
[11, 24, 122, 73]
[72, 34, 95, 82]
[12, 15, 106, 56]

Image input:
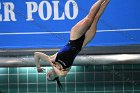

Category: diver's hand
[37, 67, 45, 73]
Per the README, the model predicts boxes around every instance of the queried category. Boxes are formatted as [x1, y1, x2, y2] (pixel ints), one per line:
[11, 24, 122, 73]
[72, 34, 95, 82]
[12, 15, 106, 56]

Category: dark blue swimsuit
[55, 34, 85, 69]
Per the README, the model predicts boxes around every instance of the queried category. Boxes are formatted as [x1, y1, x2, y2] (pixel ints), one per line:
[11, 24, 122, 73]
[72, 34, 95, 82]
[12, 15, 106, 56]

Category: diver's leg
[82, 0, 110, 47]
[70, 0, 105, 40]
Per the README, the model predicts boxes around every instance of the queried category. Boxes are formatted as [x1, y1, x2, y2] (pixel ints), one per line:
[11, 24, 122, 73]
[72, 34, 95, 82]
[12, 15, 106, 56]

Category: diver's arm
[52, 66, 68, 77]
[34, 52, 51, 72]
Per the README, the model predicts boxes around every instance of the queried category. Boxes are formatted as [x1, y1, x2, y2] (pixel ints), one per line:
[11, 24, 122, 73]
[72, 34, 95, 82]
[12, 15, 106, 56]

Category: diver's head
[47, 69, 63, 90]
[47, 69, 58, 81]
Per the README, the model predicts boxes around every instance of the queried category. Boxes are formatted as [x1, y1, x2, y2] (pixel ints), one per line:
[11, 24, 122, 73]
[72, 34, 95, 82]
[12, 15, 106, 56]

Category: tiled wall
[0, 65, 140, 93]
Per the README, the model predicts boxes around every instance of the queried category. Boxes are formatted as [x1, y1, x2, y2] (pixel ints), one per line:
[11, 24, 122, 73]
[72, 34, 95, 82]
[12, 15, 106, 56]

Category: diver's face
[47, 69, 58, 81]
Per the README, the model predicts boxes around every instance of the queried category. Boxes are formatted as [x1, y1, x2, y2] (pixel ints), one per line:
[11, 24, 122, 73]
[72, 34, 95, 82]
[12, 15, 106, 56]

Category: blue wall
[0, 0, 140, 49]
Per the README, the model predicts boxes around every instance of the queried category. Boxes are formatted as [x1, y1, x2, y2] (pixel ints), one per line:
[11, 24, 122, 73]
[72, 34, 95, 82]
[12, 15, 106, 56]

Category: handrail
[0, 54, 140, 67]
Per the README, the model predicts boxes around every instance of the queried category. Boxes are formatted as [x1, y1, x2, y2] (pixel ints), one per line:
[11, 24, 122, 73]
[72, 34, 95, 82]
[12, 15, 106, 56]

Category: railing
[0, 45, 140, 67]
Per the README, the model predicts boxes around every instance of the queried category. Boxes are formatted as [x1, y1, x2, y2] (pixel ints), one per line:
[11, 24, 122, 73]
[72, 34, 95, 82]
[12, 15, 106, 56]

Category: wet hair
[47, 69, 63, 91]
[52, 77, 63, 91]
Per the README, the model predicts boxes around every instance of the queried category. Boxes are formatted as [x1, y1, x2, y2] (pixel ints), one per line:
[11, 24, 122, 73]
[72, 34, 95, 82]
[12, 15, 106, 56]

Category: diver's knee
[84, 17, 92, 25]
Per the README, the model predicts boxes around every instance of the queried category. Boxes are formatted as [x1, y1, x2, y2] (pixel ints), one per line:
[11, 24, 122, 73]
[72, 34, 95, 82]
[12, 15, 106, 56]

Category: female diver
[34, 0, 110, 90]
